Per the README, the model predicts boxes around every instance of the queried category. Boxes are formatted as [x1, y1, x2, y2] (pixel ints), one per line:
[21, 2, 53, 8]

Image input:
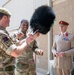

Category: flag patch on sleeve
[2, 37, 9, 42]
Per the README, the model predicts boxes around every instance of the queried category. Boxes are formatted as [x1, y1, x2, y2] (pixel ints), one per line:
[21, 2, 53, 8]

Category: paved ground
[37, 72, 44, 75]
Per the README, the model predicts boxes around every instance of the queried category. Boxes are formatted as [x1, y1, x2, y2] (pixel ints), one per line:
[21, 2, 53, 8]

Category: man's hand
[39, 50, 43, 56]
[26, 32, 40, 45]
[58, 52, 65, 57]
[16, 32, 24, 39]
[54, 52, 59, 57]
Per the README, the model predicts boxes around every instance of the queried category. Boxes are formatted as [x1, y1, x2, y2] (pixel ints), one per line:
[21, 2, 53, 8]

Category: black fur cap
[30, 5, 56, 34]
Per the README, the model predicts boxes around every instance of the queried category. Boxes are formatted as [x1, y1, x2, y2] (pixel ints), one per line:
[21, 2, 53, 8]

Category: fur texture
[30, 5, 56, 34]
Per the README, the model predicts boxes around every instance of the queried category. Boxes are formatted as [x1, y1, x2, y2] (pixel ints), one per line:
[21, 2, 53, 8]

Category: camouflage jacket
[0, 26, 15, 69]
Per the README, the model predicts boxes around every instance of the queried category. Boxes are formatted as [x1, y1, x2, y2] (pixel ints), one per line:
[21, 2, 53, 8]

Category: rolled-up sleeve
[6, 44, 17, 55]
[32, 40, 40, 55]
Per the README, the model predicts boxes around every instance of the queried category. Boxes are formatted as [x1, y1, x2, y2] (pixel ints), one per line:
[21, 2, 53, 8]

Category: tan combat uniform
[0, 26, 17, 75]
[52, 32, 74, 75]
[15, 34, 40, 75]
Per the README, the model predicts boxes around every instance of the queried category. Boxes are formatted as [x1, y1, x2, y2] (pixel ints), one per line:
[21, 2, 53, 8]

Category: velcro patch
[2, 37, 9, 42]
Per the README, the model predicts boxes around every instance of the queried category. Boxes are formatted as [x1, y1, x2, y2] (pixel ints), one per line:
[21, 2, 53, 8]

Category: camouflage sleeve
[32, 40, 40, 55]
[0, 34, 17, 55]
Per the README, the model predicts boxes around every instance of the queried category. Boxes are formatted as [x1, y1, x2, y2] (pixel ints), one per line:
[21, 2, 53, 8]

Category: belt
[0, 65, 15, 71]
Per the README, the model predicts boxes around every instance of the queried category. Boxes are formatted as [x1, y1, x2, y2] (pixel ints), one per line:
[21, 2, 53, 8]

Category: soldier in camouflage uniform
[0, 8, 40, 75]
[14, 19, 43, 75]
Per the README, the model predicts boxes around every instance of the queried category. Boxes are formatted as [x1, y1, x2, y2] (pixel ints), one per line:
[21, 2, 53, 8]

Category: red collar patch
[58, 32, 68, 36]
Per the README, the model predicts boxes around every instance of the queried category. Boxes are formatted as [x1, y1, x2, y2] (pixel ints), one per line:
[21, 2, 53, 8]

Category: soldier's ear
[3, 15, 7, 19]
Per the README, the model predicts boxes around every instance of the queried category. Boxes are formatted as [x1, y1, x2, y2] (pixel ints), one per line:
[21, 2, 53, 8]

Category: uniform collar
[61, 32, 66, 35]
[0, 26, 5, 30]
[59, 32, 68, 36]
[0, 26, 9, 35]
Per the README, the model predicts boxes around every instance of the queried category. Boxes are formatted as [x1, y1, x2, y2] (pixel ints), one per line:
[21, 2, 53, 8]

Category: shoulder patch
[2, 36, 9, 42]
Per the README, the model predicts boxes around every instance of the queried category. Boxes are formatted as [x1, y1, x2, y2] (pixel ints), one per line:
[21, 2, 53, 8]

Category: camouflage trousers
[15, 69, 36, 75]
[15, 58, 36, 75]
[0, 65, 15, 75]
[0, 70, 14, 75]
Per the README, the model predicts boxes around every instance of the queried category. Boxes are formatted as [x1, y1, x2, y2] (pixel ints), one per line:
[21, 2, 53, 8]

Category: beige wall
[36, 34, 48, 74]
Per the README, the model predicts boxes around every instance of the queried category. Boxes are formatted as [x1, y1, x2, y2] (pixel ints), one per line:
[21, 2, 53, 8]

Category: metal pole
[47, 0, 53, 75]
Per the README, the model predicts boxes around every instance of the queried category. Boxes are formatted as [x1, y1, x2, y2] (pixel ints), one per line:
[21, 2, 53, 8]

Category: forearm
[10, 41, 28, 57]
[10, 32, 40, 58]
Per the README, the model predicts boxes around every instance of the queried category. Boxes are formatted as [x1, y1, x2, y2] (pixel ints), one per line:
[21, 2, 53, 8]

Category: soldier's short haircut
[0, 13, 9, 20]
[0, 13, 4, 19]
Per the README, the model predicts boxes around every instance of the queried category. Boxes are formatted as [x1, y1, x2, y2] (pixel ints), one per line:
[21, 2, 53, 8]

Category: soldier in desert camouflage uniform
[0, 8, 40, 75]
[0, 7, 15, 75]
[14, 19, 43, 75]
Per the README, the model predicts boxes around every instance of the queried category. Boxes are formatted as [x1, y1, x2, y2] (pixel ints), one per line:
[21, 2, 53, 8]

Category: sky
[0, 0, 8, 7]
